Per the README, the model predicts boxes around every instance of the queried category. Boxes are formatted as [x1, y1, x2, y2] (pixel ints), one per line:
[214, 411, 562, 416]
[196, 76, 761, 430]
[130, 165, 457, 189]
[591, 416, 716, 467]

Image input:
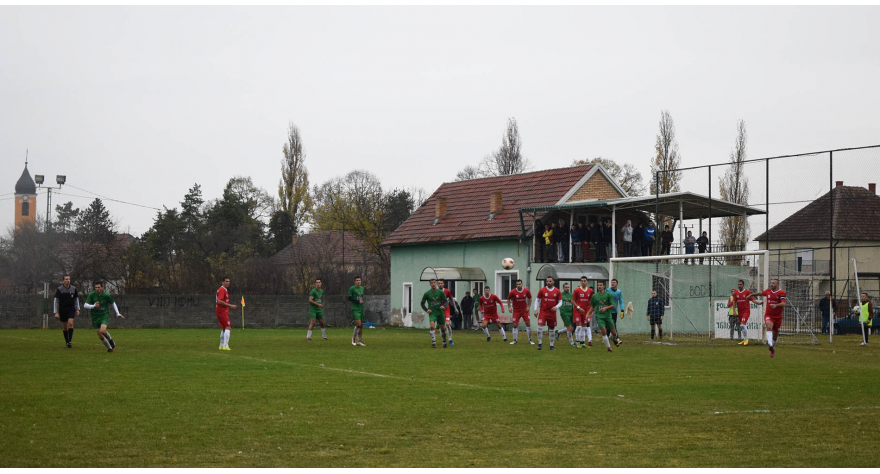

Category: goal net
[610, 251, 819, 344]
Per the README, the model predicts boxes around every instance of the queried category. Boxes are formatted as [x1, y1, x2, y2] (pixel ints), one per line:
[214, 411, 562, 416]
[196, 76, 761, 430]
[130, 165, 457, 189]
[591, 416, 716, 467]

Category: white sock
[320, 327, 326, 338]
[499, 327, 506, 339]
[430, 330, 436, 343]
[549, 330, 555, 347]
[767, 332, 774, 347]
[104, 332, 113, 343]
[353, 326, 359, 340]
[220, 330, 225, 346]
[358, 330, 363, 342]
[602, 335, 610, 349]
[567, 331, 574, 345]
[525, 326, 532, 340]
[741, 326, 748, 340]
[101, 337, 112, 349]
[307, 329, 313, 339]
[512, 327, 518, 341]
[537, 327, 543, 344]
[224, 329, 231, 347]
[587, 327, 593, 343]
[483, 327, 491, 337]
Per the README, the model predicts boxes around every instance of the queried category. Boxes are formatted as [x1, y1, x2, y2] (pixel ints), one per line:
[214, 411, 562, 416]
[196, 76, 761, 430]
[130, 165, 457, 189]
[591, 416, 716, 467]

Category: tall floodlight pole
[34, 173, 66, 232]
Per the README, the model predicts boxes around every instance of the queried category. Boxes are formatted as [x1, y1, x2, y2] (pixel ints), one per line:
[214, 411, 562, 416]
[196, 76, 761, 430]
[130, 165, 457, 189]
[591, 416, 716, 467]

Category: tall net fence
[650, 144, 880, 344]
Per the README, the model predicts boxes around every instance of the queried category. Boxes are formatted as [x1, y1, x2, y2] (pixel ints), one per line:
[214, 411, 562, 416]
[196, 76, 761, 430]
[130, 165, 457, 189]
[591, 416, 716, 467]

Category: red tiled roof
[383, 165, 594, 245]
[755, 185, 880, 241]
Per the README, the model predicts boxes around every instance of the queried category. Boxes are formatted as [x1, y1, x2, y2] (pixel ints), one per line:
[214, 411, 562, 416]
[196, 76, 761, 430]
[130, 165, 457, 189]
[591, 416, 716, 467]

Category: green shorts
[428, 311, 445, 325]
[310, 311, 323, 320]
[596, 314, 615, 330]
[352, 309, 364, 321]
[91, 314, 109, 329]
[560, 313, 573, 327]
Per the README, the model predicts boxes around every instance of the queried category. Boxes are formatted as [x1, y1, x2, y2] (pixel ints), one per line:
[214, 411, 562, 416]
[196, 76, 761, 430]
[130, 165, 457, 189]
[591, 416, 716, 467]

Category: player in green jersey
[591, 281, 619, 353]
[420, 279, 449, 348]
[348, 277, 366, 346]
[307, 278, 327, 341]
[83, 281, 125, 352]
[556, 283, 578, 348]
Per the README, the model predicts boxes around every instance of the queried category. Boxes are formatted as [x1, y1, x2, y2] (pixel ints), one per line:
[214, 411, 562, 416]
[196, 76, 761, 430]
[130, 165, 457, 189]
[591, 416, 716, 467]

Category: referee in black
[54, 275, 80, 348]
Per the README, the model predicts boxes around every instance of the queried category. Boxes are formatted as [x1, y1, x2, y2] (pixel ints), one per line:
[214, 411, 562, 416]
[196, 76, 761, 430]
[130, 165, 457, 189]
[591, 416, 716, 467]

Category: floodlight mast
[35, 168, 66, 233]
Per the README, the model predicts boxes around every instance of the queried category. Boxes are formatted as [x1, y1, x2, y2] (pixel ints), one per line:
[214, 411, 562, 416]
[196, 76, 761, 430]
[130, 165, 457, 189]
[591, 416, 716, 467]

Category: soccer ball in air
[501, 258, 515, 270]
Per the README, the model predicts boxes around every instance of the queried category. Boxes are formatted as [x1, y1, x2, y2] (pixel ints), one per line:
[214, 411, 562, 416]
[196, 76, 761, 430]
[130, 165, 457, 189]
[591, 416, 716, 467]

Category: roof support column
[569, 211, 574, 263]
[679, 199, 684, 256]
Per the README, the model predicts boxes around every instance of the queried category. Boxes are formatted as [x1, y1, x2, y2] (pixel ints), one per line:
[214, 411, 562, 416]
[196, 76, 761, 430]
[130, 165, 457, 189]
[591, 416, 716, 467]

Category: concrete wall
[0, 294, 391, 329]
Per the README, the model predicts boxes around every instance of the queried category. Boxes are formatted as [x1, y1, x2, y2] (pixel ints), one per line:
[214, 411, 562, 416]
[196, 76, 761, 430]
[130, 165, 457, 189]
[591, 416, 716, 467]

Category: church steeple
[14, 161, 37, 229]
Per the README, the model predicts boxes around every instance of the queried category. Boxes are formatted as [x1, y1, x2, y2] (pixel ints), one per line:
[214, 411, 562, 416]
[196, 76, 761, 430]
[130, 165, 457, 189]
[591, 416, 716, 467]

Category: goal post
[607, 250, 816, 344]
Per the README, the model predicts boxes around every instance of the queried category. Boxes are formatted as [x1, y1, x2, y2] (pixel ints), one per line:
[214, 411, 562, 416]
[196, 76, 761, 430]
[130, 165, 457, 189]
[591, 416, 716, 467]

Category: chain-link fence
[655, 145, 880, 343]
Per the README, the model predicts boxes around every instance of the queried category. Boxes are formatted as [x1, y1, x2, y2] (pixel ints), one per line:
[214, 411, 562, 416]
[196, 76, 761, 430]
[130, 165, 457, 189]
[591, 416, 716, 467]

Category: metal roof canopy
[420, 267, 487, 282]
[519, 192, 766, 222]
[535, 264, 609, 281]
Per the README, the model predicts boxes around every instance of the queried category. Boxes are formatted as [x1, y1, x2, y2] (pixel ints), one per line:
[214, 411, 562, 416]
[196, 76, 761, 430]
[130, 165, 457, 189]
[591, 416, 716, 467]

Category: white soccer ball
[501, 258, 515, 270]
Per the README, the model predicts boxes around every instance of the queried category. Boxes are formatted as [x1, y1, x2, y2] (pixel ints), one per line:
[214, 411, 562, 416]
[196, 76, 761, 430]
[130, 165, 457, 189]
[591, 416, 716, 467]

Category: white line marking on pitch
[213, 353, 537, 395]
[711, 406, 880, 415]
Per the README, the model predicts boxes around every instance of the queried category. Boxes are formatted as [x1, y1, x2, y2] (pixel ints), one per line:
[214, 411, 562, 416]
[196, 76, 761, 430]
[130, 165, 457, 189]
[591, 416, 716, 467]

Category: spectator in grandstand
[589, 221, 601, 262]
[684, 231, 697, 265]
[461, 291, 475, 330]
[634, 222, 645, 257]
[697, 231, 710, 264]
[604, 220, 614, 260]
[571, 224, 582, 262]
[542, 222, 555, 263]
[535, 219, 545, 263]
[621, 220, 634, 257]
[644, 221, 656, 256]
[661, 225, 674, 255]
[592, 221, 604, 262]
[818, 291, 833, 335]
[647, 289, 665, 339]
[577, 222, 589, 262]
[556, 219, 569, 263]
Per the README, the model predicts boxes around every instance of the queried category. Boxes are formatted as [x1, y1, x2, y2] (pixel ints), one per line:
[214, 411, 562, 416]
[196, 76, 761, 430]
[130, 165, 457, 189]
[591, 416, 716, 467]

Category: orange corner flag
[241, 296, 246, 307]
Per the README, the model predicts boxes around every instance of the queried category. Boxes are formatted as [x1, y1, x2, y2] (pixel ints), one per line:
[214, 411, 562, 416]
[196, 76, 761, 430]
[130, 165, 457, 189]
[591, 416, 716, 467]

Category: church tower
[14, 163, 37, 229]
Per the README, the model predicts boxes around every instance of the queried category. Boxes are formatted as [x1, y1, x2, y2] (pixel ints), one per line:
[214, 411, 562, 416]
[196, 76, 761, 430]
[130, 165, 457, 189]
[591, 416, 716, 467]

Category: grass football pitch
[1, 327, 878, 467]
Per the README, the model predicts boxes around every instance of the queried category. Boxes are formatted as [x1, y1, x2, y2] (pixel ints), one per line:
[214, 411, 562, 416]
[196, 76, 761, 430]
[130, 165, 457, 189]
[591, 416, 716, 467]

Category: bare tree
[481, 117, 531, 176]
[650, 110, 682, 195]
[455, 165, 485, 181]
[278, 122, 310, 233]
[718, 120, 751, 264]
[572, 157, 646, 196]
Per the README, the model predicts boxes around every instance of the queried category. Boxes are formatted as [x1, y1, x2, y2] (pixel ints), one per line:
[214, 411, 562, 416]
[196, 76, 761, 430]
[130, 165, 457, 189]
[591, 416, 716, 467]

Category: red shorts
[483, 314, 500, 324]
[764, 315, 783, 327]
[538, 313, 557, 328]
[512, 309, 530, 324]
[575, 309, 589, 325]
[216, 311, 231, 328]
[739, 311, 750, 325]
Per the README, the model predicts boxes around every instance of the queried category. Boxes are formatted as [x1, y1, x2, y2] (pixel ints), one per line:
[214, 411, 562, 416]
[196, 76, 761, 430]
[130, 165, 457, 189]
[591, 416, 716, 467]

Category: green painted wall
[390, 241, 751, 338]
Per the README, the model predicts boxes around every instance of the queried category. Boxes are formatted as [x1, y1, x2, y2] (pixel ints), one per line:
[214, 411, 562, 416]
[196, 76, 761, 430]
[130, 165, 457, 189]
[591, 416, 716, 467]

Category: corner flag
[241, 296, 246, 329]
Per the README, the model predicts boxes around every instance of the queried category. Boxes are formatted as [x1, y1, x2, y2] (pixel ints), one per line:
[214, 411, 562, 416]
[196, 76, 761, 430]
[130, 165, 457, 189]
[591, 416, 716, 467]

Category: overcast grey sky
[3, 6, 879, 236]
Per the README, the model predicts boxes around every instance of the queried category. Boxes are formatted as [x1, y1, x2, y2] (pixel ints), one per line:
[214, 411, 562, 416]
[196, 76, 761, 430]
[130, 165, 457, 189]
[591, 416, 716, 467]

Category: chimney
[490, 190, 503, 215]
[836, 181, 844, 188]
[291, 234, 298, 246]
[870, 183, 876, 195]
[435, 197, 447, 219]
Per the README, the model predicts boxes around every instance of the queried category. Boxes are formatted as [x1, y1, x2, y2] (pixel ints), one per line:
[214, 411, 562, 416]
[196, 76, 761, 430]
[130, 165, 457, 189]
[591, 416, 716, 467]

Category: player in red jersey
[534, 277, 562, 350]
[573, 276, 595, 347]
[438, 281, 457, 347]
[216, 277, 237, 351]
[479, 286, 507, 342]
[733, 279, 758, 346]
[506, 279, 534, 345]
[756, 278, 786, 358]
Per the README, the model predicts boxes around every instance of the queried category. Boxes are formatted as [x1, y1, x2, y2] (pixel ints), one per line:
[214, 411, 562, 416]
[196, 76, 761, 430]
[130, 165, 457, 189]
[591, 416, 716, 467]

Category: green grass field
[1, 327, 878, 467]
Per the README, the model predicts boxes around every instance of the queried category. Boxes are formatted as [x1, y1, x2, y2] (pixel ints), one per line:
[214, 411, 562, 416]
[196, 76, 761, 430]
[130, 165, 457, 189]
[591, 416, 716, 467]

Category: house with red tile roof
[755, 181, 880, 305]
